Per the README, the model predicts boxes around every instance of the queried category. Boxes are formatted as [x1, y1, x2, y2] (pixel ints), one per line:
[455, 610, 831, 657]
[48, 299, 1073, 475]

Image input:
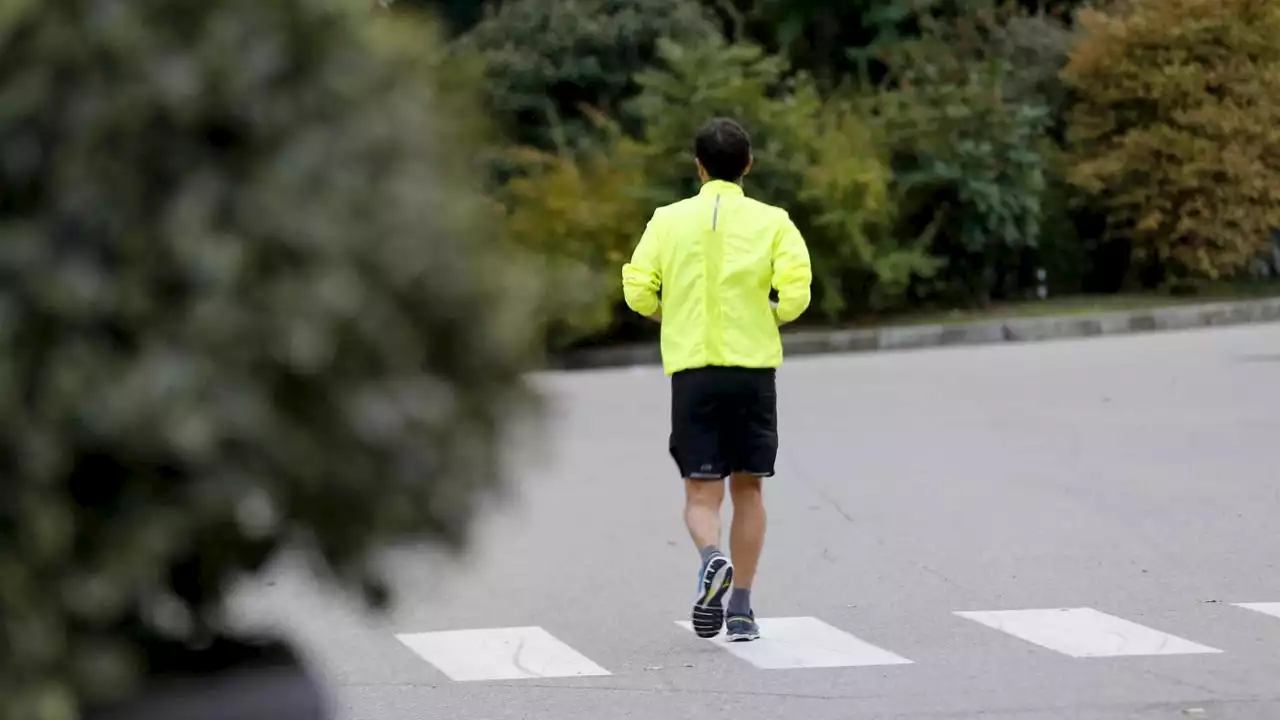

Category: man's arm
[771, 214, 812, 325]
[622, 211, 663, 321]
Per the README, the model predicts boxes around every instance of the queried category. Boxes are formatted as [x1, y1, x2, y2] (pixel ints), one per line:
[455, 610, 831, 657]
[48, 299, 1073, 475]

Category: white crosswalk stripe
[388, 602, 1279, 682]
[953, 607, 1222, 658]
[395, 626, 612, 681]
[676, 616, 914, 669]
[1233, 602, 1280, 620]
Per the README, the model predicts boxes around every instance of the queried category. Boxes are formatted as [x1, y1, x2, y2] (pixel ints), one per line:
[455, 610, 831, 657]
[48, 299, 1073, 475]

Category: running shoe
[725, 611, 760, 642]
[690, 552, 733, 638]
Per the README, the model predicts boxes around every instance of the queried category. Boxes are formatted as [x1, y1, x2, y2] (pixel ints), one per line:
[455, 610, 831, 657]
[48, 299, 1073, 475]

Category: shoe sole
[725, 627, 760, 642]
[691, 556, 733, 638]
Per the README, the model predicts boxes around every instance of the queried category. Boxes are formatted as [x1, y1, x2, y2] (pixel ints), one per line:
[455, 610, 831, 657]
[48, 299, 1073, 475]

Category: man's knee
[729, 472, 763, 500]
[685, 477, 725, 507]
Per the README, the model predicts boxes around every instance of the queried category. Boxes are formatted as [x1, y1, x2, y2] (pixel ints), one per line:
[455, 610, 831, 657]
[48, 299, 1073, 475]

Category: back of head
[694, 118, 752, 182]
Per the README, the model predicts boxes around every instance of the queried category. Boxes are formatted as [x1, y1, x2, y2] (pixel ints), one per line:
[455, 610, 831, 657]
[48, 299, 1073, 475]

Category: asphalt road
[229, 323, 1280, 720]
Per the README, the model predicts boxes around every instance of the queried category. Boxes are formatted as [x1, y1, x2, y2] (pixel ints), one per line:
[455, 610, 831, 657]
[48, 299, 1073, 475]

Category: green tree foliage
[870, 4, 1059, 304]
[881, 5, 1075, 126]
[874, 54, 1052, 304]
[724, 0, 1083, 89]
[457, 0, 718, 150]
[860, 2, 1072, 306]
[630, 38, 919, 319]
[0, 1, 540, 717]
[384, 0, 489, 33]
[1062, 0, 1280, 284]
[711, 0, 931, 86]
[627, 38, 803, 198]
[993, 11, 1076, 128]
[494, 35, 914, 340]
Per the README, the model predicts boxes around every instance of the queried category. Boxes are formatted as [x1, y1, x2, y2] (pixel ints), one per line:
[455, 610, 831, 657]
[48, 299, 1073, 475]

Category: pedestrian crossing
[676, 615, 914, 669]
[1236, 602, 1280, 620]
[953, 607, 1222, 658]
[392, 601, 1279, 682]
[395, 626, 612, 681]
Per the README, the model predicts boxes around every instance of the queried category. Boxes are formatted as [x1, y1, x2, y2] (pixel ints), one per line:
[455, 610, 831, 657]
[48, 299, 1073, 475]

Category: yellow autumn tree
[1061, 0, 1280, 283]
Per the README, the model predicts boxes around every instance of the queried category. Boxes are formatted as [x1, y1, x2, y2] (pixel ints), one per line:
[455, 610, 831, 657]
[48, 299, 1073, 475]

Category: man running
[621, 117, 812, 642]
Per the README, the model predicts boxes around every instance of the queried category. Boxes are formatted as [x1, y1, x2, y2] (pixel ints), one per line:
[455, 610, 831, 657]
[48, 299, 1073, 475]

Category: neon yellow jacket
[622, 179, 813, 375]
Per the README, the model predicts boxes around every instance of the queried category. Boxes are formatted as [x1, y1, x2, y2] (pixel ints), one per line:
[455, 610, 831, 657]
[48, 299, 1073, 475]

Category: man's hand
[649, 307, 662, 323]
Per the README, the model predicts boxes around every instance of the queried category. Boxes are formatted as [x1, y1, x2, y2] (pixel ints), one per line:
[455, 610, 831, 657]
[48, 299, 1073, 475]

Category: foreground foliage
[0, 2, 540, 717]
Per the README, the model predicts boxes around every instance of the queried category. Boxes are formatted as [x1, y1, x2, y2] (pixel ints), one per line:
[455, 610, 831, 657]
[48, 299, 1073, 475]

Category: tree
[457, 0, 718, 151]
[710, 0, 930, 87]
[1061, 0, 1280, 285]
[871, 3, 1057, 307]
[0, 1, 540, 717]
[722, 0, 1083, 91]
[874, 61, 1052, 306]
[879, 4, 1075, 134]
[383, 0, 493, 33]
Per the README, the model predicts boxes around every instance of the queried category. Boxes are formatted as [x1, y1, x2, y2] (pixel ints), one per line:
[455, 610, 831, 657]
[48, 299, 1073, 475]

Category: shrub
[0, 2, 539, 717]
[499, 118, 663, 345]
[794, 96, 929, 314]
[627, 37, 804, 200]
[873, 56, 1052, 306]
[1061, 0, 1280, 285]
[499, 33, 943, 336]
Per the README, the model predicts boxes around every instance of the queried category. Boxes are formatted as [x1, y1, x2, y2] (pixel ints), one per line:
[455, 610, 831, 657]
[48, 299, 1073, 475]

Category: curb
[553, 296, 1280, 371]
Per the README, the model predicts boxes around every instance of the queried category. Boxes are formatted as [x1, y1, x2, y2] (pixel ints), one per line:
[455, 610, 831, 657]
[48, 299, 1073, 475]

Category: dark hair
[694, 117, 751, 182]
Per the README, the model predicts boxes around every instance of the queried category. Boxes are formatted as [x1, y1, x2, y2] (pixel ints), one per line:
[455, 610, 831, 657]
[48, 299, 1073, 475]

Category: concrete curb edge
[552, 296, 1280, 371]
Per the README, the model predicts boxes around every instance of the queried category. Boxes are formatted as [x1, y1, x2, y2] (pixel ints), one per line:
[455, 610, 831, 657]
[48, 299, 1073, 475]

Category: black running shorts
[669, 366, 778, 480]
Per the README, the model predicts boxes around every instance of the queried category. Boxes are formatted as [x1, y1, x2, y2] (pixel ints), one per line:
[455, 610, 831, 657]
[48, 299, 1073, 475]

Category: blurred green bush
[0, 2, 542, 717]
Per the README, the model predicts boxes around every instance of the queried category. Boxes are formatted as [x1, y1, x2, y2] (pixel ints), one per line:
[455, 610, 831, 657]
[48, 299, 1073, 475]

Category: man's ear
[743, 154, 754, 178]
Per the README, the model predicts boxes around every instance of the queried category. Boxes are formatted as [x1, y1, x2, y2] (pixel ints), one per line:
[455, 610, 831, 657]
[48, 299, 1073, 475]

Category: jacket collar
[698, 179, 744, 196]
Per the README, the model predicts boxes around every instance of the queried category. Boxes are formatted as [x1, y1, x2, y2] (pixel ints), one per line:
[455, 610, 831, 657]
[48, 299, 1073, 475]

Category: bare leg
[728, 472, 766, 598]
[684, 478, 724, 550]
[685, 477, 732, 638]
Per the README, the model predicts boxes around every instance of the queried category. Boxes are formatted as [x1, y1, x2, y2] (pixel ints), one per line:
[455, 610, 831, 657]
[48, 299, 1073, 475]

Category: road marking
[1233, 602, 1280, 620]
[954, 607, 1223, 658]
[675, 616, 914, 669]
[395, 626, 611, 681]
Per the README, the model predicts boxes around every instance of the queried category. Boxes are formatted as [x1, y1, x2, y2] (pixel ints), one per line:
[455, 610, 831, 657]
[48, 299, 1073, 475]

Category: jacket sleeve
[622, 211, 663, 317]
[771, 213, 812, 325]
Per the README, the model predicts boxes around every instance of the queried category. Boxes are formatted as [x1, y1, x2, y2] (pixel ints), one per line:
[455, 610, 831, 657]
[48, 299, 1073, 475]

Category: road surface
[230, 323, 1280, 720]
